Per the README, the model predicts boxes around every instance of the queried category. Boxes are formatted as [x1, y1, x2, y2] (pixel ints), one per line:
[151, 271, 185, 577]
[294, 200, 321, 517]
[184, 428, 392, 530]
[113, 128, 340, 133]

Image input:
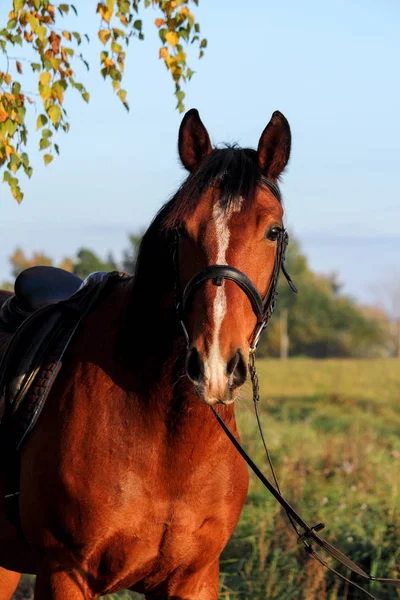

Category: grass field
[13, 359, 400, 599]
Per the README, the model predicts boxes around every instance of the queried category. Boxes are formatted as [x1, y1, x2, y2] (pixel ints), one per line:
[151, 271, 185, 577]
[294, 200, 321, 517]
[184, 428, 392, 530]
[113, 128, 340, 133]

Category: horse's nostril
[186, 347, 204, 384]
[227, 350, 247, 388]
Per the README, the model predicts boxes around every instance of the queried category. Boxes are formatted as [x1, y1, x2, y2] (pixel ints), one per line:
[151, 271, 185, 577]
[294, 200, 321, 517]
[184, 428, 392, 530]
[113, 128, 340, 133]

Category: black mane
[164, 146, 281, 229]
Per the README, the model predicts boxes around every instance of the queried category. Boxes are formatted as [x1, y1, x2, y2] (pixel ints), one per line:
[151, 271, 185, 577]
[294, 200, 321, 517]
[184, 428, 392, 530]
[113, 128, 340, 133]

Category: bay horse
[0, 108, 291, 599]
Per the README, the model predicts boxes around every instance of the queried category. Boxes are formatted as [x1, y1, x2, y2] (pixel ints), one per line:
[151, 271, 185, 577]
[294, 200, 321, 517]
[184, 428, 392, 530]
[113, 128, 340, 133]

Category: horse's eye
[266, 226, 282, 241]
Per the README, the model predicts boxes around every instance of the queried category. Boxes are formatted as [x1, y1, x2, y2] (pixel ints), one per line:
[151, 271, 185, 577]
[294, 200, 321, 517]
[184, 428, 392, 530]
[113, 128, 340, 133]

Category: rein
[170, 212, 400, 599]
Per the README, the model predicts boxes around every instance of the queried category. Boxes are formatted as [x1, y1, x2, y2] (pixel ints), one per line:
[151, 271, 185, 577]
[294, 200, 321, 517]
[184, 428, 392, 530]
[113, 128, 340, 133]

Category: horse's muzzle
[185, 347, 247, 405]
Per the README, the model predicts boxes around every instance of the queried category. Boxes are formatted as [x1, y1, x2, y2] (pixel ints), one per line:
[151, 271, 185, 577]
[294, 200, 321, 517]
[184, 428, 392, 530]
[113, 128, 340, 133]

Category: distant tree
[258, 236, 386, 359]
[0, 0, 206, 202]
[375, 277, 400, 358]
[2, 245, 116, 289]
[73, 247, 117, 279]
[9, 246, 53, 277]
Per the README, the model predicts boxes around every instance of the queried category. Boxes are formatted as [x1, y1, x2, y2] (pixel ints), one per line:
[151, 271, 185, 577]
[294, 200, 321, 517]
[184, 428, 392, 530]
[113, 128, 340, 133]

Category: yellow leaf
[155, 18, 165, 28]
[165, 31, 179, 48]
[0, 108, 8, 123]
[62, 31, 71, 40]
[98, 29, 111, 45]
[39, 85, 52, 101]
[159, 47, 168, 59]
[40, 72, 51, 86]
[97, 3, 112, 24]
[4, 74, 11, 85]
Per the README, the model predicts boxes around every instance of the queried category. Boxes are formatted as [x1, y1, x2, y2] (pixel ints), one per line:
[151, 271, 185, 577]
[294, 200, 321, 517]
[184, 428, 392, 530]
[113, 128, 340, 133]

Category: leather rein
[170, 196, 400, 599]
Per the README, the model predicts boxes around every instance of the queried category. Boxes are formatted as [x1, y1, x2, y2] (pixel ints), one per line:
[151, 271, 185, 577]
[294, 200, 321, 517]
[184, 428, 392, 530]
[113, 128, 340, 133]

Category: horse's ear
[178, 109, 212, 172]
[257, 111, 291, 181]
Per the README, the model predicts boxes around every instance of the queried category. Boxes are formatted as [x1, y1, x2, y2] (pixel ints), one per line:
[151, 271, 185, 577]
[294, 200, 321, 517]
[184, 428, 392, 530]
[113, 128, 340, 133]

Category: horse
[0, 108, 291, 599]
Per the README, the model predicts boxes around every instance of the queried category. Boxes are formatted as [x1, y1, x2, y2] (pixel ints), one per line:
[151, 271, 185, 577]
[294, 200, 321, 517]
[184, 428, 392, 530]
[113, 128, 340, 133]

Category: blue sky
[1, 0, 399, 303]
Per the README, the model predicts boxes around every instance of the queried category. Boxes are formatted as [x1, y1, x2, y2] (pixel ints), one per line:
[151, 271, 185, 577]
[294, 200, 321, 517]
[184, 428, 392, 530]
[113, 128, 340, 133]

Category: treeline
[258, 238, 392, 358]
[1, 234, 396, 359]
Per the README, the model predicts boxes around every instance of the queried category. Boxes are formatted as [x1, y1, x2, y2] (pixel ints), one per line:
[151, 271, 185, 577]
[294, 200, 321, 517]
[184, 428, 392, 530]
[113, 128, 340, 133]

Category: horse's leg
[0, 568, 21, 600]
[144, 560, 219, 600]
[34, 559, 95, 600]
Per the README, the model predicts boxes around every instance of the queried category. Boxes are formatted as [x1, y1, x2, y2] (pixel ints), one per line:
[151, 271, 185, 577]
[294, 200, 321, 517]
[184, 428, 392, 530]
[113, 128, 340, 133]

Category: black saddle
[15, 266, 83, 312]
[0, 267, 83, 332]
[0, 269, 124, 422]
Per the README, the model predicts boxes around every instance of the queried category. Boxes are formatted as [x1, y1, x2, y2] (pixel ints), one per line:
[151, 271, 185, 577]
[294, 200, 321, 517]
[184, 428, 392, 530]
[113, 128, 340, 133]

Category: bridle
[172, 224, 297, 352]
[170, 188, 399, 599]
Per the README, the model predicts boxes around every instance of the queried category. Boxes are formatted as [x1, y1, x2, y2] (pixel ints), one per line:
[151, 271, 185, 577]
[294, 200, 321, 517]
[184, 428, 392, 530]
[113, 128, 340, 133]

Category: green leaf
[71, 4, 78, 15]
[4, 119, 18, 136]
[72, 32, 81, 45]
[82, 92, 90, 103]
[36, 114, 48, 130]
[31, 62, 41, 72]
[39, 138, 50, 150]
[43, 154, 53, 166]
[3, 171, 11, 183]
[42, 128, 53, 139]
[133, 20, 142, 31]
[14, 0, 24, 11]
[54, 144, 60, 155]
[21, 153, 29, 168]
[59, 4, 69, 14]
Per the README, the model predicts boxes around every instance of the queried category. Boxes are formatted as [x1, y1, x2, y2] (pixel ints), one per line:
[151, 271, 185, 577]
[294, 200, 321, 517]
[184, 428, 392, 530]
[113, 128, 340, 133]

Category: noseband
[172, 225, 297, 351]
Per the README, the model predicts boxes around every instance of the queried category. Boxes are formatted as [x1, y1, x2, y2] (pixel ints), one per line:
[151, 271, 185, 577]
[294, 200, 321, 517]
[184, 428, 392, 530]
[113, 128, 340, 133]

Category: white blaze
[204, 199, 243, 397]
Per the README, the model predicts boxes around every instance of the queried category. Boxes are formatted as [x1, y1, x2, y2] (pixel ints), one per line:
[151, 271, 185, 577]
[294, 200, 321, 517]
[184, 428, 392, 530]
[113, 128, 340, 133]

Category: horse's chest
[96, 461, 248, 590]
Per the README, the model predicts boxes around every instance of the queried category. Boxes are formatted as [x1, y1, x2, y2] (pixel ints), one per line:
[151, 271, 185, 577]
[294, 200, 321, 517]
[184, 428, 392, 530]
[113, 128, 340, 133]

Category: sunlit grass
[220, 358, 400, 599]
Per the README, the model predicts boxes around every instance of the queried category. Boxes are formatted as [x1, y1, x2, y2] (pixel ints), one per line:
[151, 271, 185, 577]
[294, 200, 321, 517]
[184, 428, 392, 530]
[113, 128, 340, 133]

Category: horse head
[164, 109, 291, 406]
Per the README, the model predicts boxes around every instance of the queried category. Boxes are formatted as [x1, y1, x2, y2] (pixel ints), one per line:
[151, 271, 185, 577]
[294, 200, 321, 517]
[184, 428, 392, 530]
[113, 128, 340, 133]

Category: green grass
[220, 358, 400, 599]
[12, 359, 400, 599]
